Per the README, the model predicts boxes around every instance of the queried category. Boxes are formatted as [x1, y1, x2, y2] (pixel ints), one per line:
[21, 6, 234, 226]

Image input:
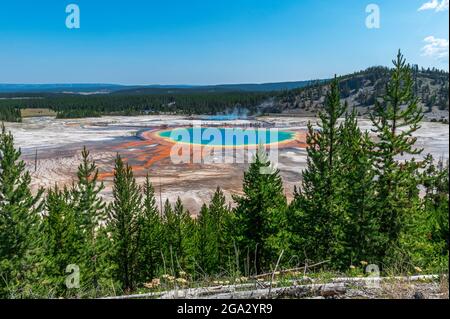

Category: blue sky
[0, 0, 448, 84]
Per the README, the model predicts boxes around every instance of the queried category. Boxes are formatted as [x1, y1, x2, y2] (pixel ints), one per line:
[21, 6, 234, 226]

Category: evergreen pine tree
[289, 77, 347, 265]
[390, 155, 446, 273]
[422, 156, 449, 253]
[161, 199, 173, 274]
[163, 197, 196, 275]
[369, 51, 424, 260]
[406, 155, 449, 270]
[137, 174, 162, 283]
[195, 188, 232, 276]
[107, 154, 142, 292]
[42, 185, 79, 295]
[208, 187, 232, 273]
[196, 203, 211, 274]
[71, 146, 107, 294]
[0, 124, 43, 297]
[338, 108, 377, 265]
[233, 145, 287, 274]
[72, 146, 106, 234]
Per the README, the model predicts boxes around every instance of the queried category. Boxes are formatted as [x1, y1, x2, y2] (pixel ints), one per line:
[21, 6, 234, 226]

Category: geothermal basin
[5, 115, 449, 215]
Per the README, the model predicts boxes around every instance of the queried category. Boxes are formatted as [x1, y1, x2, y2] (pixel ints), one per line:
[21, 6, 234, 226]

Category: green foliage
[162, 197, 197, 276]
[72, 146, 106, 231]
[71, 146, 108, 295]
[55, 109, 101, 119]
[370, 51, 424, 261]
[337, 108, 377, 265]
[233, 145, 288, 275]
[288, 52, 446, 273]
[41, 185, 79, 295]
[0, 106, 22, 122]
[396, 156, 449, 273]
[421, 156, 449, 253]
[136, 174, 163, 283]
[289, 77, 349, 267]
[107, 154, 143, 291]
[0, 124, 42, 297]
[196, 188, 233, 275]
[196, 204, 211, 274]
[41, 147, 111, 296]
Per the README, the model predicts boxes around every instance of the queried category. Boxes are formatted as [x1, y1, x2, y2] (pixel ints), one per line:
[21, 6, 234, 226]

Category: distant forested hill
[0, 80, 315, 94]
[274, 66, 449, 119]
[0, 66, 448, 121]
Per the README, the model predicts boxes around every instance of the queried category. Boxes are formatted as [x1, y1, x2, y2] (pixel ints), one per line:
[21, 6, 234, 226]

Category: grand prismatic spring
[157, 127, 297, 147]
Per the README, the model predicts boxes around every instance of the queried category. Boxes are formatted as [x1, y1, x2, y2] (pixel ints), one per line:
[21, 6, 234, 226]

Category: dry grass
[378, 277, 448, 299]
[440, 275, 449, 298]
[380, 280, 416, 299]
[21, 108, 56, 117]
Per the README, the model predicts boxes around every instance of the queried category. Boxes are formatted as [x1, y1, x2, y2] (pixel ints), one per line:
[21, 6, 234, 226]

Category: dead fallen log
[102, 282, 264, 299]
[100, 274, 442, 299]
[198, 283, 347, 299]
[330, 274, 439, 284]
[101, 291, 164, 300]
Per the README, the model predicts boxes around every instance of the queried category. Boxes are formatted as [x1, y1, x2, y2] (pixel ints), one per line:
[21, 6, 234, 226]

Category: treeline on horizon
[0, 105, 22, 122]
[0, 64, 448, 122]
[0, 53, 448, 298]
[0, 91, 272, 120]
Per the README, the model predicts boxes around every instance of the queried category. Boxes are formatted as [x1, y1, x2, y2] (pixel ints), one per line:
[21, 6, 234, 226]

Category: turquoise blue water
[159, 127, 294, 146]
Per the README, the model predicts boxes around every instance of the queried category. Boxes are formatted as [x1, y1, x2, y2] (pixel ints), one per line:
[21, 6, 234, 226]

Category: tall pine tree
[233, 145, 287, 274]
[41, 185, 79, 296]
[338, 108, 377, 266]
[207, 188, 232, 273]
[137, 174, 163, 283]
[163, 197, 196, 276]
[196, 204, 211, 275]
[369, 51, 424, 261]
[289, 77, 347, 266]
[196, 188, 232, 275]
[0, 124, 43, 297]
[107, 154, 142, 292]
[71, 146, 107, 294]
